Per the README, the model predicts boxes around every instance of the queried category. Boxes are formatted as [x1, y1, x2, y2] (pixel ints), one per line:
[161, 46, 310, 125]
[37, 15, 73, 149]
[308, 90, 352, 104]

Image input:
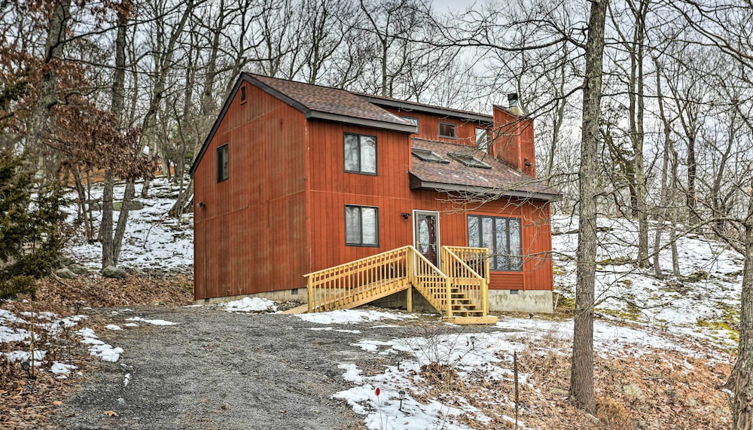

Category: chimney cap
[507, 93, 519, 106]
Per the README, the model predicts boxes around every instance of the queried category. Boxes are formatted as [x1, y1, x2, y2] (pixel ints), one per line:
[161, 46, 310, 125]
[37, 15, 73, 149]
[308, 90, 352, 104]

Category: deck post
[406, 285, 413, 312]
[445, 278, 453, 317]
[306, 277, 313, 313]
[482, 279, 489, 316]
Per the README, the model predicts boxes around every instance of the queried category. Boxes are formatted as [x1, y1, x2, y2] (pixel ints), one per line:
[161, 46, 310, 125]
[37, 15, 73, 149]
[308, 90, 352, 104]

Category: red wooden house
[190, 73, 559, 318]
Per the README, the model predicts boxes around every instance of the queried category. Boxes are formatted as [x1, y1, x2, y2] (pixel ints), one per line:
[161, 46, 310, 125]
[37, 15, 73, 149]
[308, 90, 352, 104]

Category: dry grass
[411, 332, 732, 429]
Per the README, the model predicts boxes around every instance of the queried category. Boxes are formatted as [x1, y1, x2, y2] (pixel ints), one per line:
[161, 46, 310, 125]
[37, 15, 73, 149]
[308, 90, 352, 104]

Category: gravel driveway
[50, 305, 416, 430]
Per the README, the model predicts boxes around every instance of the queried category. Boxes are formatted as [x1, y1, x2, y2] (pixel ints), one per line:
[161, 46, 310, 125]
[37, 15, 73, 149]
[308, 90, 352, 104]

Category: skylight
[448, 152, 491, 169]
[412, 148, 449, 164]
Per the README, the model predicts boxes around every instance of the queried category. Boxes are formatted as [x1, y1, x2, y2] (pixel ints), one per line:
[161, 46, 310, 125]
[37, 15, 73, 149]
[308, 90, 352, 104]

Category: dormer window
[476, 128, 489, 151]
[411, 148, 449, 164]
[448, 152, 491, 169]
[240, 86, 247, 103]
[439, 122, 456, 138]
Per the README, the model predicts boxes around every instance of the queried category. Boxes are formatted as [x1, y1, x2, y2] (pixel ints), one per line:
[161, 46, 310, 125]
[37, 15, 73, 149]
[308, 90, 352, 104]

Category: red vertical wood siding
[306, 119, 553, 291]
[193, 82, 309, 300]
[491, 106, 537, 177]
[380, 107, 490, 147]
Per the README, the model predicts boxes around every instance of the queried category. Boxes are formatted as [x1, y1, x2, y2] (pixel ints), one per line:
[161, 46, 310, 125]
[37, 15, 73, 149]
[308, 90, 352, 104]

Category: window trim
[466, 214, 523, 272]
[438, 122, 457, 139]
[216, 144, 229, 182]
[240, 86, 247, 104]
[345, 205, 380, 247]
[343, 133, 378, 176]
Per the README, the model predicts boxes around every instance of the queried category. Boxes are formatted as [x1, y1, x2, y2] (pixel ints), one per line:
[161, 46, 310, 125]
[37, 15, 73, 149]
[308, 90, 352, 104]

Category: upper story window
[411, 148, 449, 164]
[448, 152, 491, 169]
[476, 127, 489, 151]
[344, 133, 377, 175]
[240, 86, 247, 103]
[345, 205, 379, 247]
[439, 122, 456, 138]
[217, 144, 229, 182]
[401, 116, 419, 133]
[467, 215, 522, 271]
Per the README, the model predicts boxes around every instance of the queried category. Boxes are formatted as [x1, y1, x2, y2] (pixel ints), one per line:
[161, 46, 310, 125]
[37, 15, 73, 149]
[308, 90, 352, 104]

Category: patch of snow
[297, 310, 415, 325]
[124, 323, 139, 327]
[105, 324, 122, 331]
[0, 325, 30, 342]
[309, 327, 362, 334]
[338, 363, 364, 384]
[77, 328, 123, 362]
[125, 317, 177, 326]
[222, 297, 277, 313]
[123, 373, 131, 386]
[2, 350, 46, 363]
[0, 309, 27, 324]
[51, 361, 77, 378]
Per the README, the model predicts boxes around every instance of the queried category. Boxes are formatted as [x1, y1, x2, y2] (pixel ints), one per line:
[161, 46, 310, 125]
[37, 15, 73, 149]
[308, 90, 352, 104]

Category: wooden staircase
[302, 245, 497, 325]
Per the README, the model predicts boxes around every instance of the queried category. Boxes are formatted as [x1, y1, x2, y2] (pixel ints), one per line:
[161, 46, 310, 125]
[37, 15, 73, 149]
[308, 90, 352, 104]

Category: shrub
[0, 150, 67, 299]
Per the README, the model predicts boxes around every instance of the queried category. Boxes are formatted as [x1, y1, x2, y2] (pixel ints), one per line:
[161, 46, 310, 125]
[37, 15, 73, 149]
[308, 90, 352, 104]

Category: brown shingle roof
[355, 92, 495, 123]
[409, 138, 560, 200]
[248, 74, 412, 128]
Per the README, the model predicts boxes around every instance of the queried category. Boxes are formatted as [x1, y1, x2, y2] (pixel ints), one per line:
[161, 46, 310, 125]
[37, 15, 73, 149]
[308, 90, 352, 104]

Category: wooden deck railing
[304, 245, 490, 318]
[441, 246, 490, 316]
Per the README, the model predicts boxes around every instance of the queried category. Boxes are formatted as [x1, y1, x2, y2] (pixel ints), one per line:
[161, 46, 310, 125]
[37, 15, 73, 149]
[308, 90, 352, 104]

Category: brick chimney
[490, 95, 536, 178]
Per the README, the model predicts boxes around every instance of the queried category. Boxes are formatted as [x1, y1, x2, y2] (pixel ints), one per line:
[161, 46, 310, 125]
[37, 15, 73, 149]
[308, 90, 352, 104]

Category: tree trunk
[652, 56, 672, 278]
[570, 0, 609, 413]
[23, 0, 72, 168]
[113, 180, 136, 264]
[726, 179, 753, 428]
[100, 0, 129, 270]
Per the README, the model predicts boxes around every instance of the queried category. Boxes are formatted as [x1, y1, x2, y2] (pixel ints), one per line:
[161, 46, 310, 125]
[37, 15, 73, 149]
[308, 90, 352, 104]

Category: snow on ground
[77, 327, 123, 362]
[335, 313, 719, 430]
[551, 215, 743, 348]
[222, 297, 277, 313]
[296, 309, 416, 325]
[64, 177, 193, 272]
[0, 308, 111, 377]
[125, 316, 177, 326]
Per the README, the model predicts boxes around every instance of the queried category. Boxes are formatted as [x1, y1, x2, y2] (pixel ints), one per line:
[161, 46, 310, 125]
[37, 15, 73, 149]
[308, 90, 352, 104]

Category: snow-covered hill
[552, 215, 742, 348]
[64, 178, 193, 273]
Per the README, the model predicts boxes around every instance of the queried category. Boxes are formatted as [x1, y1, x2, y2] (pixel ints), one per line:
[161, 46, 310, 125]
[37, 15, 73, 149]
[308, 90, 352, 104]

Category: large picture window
[344, 133, 377, 175]
[467, 215, 522, 271]
[345, 205, 379, 247]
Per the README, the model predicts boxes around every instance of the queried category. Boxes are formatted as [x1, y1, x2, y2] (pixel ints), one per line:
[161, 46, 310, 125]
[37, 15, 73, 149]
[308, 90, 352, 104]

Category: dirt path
[50, 306, 409, 430]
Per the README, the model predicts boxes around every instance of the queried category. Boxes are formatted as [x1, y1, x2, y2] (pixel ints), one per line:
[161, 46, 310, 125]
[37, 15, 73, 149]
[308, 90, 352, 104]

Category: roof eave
[409, 174, 561, 202]
[306, 111, 416, 133]
[360, 96, 493, 124]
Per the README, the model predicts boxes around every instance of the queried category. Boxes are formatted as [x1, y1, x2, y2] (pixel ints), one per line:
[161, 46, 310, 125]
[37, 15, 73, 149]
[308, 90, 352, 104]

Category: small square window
[439, 122, 456, 138]
[240, 86, 247, 103]
[344, 133, 377, 175]
[217, 144, 229, 182]
[345, 205, 379, 247]
[411, 148, 449, 164]
[448, 152, 491, 169]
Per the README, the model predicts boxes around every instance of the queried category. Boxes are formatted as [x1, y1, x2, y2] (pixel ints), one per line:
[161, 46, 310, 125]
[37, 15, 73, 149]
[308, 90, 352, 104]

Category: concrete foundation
[197, 287, 307, 305]
[197, 287, 554, 314]
[488, 289, 553, 313]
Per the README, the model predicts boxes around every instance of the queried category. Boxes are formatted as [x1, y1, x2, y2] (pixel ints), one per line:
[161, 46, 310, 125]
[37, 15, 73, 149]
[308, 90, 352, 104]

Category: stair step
[443, 315, 498, 325]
